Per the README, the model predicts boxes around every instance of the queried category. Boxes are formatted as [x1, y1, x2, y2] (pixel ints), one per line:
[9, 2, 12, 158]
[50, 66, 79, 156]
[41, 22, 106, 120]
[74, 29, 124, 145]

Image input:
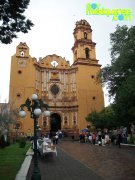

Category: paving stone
[26, 141, 135, 180]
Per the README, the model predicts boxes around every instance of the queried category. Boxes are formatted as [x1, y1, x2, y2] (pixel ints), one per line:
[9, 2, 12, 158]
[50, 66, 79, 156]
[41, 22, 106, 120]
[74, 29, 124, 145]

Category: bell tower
[72, 19, 97, 64]
[72, 20, 104, 130]
[9, 42, 36, 134]
[9, 42, 36, 106]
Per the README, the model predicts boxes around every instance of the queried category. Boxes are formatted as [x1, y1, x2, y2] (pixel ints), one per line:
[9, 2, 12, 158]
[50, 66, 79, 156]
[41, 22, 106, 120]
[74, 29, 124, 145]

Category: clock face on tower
[18, 59, 26, 67]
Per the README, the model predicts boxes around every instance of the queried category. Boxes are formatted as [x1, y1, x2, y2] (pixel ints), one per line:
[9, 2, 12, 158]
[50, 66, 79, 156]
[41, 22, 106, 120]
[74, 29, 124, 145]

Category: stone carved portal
[50, 113, 61, 132]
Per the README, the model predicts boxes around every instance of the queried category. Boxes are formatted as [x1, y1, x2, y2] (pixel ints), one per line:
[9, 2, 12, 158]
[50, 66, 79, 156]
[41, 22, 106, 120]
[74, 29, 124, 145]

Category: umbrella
[80, 128, 90, 133]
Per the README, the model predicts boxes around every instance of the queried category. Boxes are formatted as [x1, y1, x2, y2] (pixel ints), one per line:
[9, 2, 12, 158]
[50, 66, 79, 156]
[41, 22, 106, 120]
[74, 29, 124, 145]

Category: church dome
[73, 19, 92, 34]
[75, 20, 90, 27]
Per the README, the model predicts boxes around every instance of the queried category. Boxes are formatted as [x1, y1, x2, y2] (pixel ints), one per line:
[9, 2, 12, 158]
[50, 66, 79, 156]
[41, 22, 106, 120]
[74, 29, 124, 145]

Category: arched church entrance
[50, 113, 61, 132]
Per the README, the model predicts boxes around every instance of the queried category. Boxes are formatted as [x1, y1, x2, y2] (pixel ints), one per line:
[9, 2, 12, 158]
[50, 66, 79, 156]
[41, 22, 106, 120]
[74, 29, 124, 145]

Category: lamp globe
[43, 110, 50, 117]
[19, 110, 26, 118]
[34, 108, 42, 116]
[31, 94, 38, 100]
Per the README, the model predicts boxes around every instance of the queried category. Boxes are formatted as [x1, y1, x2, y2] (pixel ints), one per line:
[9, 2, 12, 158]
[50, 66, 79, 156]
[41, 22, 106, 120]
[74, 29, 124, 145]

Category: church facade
[9, 20, 104, 136]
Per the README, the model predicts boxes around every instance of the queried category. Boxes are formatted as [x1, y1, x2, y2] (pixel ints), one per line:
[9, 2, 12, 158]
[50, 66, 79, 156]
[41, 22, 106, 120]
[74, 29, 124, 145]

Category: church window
[85, 48, 90, 59]
[64, 116, 67, 125]
[84, 32, 87, 39]
[73, 120, 76, 125]
[64, 120, 67, 124]
[82, 21, 85, 25]
[16, 93, 21, 97]
[14, 122, 22, 130]
[15, 122, 20, 129]
[18, 70, 22, 74]
[50, 84, 59, 95]
[20, 51, 24, 57]
[51, 60, 58, 67]
[91, 75, 94, 79]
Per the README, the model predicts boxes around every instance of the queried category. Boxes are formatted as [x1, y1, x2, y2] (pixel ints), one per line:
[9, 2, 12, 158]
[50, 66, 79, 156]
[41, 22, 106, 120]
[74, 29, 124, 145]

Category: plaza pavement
[26, 140, 135, 180]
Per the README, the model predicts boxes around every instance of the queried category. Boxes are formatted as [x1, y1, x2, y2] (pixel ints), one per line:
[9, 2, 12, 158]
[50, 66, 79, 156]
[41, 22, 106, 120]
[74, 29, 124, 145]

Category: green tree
[86, 111, 101, 129]
[0, 0, 34, 44]
[85, 106, 116, 129]
[101, 25, 135, 96]
[113, 75, 135, 125]
[100, 25, 135, 125]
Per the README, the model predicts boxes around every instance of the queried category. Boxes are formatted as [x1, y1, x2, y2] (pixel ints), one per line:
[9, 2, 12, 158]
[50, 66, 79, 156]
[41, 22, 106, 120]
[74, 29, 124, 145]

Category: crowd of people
[79, 125, 135, 148]
[29, 124, 135, 150]
[43, 130, 63, 145]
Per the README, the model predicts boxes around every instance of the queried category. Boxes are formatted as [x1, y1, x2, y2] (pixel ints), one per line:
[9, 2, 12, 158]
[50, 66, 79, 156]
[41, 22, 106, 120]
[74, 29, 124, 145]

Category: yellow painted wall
[9, 43, 36, 134]
[75, 65, 104, 130]
[72, 20, 104, 130]
[9, 20, 104, 135]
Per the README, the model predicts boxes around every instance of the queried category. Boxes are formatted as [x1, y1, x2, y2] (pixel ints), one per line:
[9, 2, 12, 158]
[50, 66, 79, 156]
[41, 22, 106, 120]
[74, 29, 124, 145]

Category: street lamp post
[19, 94, 50, 180]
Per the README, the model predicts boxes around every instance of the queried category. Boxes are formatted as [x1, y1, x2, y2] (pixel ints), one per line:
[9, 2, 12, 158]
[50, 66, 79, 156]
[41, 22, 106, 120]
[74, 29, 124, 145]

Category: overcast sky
[0, 0, 135, 106]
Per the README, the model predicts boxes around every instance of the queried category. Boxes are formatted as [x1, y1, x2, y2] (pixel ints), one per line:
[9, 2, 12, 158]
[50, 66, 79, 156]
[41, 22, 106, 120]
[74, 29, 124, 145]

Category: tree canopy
[104, 25, 135, 125]
[85, 107, 116, 129]
[86, 25, 135, 128]
[0, 0, 34, 44]
[101, 25, 135, 97]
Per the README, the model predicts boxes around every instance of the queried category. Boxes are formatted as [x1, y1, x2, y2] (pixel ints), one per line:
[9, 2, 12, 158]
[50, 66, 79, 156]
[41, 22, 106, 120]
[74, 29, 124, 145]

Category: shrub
[0, 135, 6, 148]
[5, 140, 10, 146]
[128, 136, 135, 144]
[19, 137, 26, 148]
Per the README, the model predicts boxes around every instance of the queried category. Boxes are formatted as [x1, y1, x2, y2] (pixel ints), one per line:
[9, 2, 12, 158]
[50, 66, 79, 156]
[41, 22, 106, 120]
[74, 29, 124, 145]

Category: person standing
[97, 130, 102, 145]
[116, 129, 122, 148]
[88, 134, 92, 144]
[55, 133, 59, 144]
[130, 123, 135, 136]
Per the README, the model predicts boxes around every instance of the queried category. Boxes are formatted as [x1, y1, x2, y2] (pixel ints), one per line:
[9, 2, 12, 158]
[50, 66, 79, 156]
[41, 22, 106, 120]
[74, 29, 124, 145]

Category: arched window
[84, 32, 87, 39]
[85, 48, 89, 59]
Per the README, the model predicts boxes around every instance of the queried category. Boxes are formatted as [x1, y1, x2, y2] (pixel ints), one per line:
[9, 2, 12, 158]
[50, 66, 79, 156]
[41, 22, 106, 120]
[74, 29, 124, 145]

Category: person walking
[92, 132, 96, 145]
